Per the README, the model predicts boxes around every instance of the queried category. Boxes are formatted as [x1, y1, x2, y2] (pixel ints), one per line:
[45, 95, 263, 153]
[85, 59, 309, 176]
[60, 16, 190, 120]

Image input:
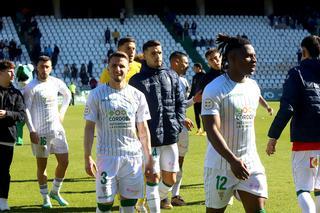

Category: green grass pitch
[8, 102, 301, 212]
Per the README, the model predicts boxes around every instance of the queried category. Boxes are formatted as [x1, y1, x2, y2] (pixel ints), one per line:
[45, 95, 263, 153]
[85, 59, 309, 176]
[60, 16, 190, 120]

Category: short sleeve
[84, 90, 98, 122]
[201, 84, 221, 116]
[136, 92, 151, 123]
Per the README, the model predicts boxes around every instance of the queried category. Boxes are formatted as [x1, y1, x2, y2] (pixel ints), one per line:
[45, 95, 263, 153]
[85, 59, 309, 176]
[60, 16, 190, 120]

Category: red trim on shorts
[292, 142, 320, 151]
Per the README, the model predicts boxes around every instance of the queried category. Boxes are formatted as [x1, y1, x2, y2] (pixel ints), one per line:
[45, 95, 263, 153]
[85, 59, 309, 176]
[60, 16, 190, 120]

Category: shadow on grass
[11, 177, 94, 183]
[180, 183, 203, 189]
[10, 205, 119, 212]
[63, 190, 95, 194]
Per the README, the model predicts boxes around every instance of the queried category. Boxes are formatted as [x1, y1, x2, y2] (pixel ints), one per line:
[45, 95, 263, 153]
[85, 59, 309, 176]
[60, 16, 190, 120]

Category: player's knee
[97, 202, 113, 212]
[120, 199, 137, 207]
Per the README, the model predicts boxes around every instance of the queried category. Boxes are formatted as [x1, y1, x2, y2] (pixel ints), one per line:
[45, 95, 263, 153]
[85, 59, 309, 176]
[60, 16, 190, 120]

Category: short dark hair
[0, 60, 15, 71]
[108, 51, 129, 63]
[143, 40, 161, 52]
[301, 35, 320, 59]
[169, 51, 188, 62]
[118, 37, 136, 48]
[37, 55, 51, 64]
[193, 63, 203, 69]
[205, 48, 220, 58]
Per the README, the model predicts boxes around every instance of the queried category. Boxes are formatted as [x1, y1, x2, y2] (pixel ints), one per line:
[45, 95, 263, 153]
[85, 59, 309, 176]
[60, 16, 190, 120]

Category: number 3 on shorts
[101, 171, 107, 184]
[216, 175, 227, 190]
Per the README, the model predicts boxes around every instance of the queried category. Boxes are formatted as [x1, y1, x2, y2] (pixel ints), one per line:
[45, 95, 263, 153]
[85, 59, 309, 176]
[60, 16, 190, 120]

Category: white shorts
[96, 155, 144, 203]
[292, 151, 320, 192]
[152, 143, 179, 174]
[177, 130, 189, 157]
[31, 131, 68, 158]
[204, 168, 268, 209]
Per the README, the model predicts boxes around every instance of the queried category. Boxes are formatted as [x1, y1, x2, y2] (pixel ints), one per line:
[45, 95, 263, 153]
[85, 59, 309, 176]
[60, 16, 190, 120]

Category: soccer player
[201, 34, 268, 213]
[129, 40, 185, 212]
[0, 60, 25, 211]
[84, 51, 154, 213]
[266, 35, 320, 213]
[24, 56, 71, 208]
[100, 37, 141, 84]
[188, 63, 206, 135]
[169, 51, 202, 206]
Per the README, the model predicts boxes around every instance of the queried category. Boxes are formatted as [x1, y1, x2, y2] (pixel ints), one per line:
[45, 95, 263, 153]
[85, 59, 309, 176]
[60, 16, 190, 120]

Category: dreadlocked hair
[216, 34, 251, 69]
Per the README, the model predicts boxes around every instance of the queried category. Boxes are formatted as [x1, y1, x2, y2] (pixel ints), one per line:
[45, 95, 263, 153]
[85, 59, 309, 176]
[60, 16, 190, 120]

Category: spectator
[51, 44, 60, 69]
[63, 64, 71, 82]
[104, 27, 111, 44]
[68, 81, 76, 106]
[112, 28, 120, 45]
[191, 20, 197, 36]
[15, 45, 22, 61]
[87, 60, 93, 77]
[183, 20, 190, 38]
[119, 8, 126, 25]
[71, 63, 78, 82]
[0, 18, 3, 32]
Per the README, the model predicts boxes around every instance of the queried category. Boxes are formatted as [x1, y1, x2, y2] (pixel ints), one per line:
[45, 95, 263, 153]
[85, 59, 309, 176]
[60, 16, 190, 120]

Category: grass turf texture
[9, 102, 301, 212]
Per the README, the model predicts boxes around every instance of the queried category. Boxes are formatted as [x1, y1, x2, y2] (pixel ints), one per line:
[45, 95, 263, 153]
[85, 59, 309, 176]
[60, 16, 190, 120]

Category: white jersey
[179, 76, 193, 109]
[201, 74, 264, 173]
[84, 84, 151, 157]
[24, 76, 71, 135]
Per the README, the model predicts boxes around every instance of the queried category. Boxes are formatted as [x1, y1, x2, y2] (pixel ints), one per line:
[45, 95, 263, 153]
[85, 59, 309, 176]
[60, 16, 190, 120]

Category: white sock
[315, 192, 320, 213]
[39, 184, 49, 199]
[159, 180, 173, 200]
[172, 169, 183, 197]
[298, 192, 316, 213]
[146, 183, 160, 213]
[51, 178, 63, 194]
[121, 206, 135, 213]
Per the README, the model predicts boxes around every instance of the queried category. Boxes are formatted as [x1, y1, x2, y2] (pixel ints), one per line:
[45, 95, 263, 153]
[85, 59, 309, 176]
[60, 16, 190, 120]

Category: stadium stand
[0, 17, 31, 64]
[177, 15, 310, 89]
[35, 15, 193, 87]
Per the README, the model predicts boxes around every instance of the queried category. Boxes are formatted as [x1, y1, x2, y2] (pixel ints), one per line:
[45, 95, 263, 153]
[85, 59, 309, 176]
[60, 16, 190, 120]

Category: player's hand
[193, 90, 202, 103]
[30, 132, 39, 144]
[183, 118, 194, 131]
[85, 155, 97, 177]
[0, 110, 6, 119]
[229, 158, 249, 180]
[266, 138, 277, 156]
[144, 154, 156, 182]
[267, 106, 273, 116]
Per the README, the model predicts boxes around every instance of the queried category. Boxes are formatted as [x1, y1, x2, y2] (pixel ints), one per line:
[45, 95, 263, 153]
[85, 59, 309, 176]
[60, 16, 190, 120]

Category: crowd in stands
[0, 39, 22, 61]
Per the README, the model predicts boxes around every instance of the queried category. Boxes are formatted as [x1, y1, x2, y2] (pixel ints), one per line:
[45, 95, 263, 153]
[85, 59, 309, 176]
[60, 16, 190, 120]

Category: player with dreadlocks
[201, 34, 268, 213]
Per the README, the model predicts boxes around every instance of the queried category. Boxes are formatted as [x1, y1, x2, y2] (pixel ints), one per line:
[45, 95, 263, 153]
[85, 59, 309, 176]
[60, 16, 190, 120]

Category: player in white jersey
[84, 51, 154, 213]
[24, 56, 71, 209]
[201, 34, 267, 213]
[168, 51, 202, 207]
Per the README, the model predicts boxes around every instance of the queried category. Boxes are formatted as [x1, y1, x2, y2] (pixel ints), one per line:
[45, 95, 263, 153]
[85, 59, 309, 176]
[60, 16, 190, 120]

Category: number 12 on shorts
[216, 175, 227, 190]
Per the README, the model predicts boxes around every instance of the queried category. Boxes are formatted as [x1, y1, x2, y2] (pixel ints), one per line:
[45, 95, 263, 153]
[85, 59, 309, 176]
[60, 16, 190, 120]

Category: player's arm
[259, 95, 273, 115]
[174, 75, 186, 130]
[267, 68, 301, 155]
[23, 86, 39, 144]
[58, 80, 72, 122]
[202, 114, 249, 180]
[84, 120, 97, 177]
[136, 121, 154, 181]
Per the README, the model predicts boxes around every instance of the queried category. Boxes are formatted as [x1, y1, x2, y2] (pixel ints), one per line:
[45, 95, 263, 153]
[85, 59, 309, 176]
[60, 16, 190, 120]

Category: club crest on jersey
[310, 157, 319, 168]
[203, 98, 214, 110]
